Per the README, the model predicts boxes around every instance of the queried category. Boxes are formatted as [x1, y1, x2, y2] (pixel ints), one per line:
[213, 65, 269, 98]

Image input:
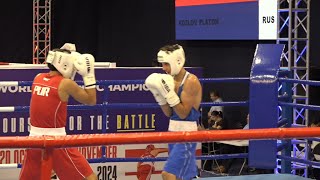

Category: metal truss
[277, 0, 310, 177]
[33, 0, 51, 64]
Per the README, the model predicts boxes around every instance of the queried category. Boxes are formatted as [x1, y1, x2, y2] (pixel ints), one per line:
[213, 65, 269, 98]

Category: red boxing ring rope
[0, 127, 320, 148]
[2, 127, 320, 179]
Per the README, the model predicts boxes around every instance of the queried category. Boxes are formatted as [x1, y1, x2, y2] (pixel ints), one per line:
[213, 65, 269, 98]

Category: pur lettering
[33, 85, 50, 96]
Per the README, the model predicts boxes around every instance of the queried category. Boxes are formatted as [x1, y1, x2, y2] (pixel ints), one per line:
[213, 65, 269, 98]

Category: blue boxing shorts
[163, 143, 197, 180]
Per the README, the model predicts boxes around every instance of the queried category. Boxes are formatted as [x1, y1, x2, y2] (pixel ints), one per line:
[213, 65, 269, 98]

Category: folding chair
[202, 142, 223, 173]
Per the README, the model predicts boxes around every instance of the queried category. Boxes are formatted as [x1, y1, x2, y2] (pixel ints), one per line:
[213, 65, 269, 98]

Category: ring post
[279, 69, 293, 173]
[249, 44, 285, 169]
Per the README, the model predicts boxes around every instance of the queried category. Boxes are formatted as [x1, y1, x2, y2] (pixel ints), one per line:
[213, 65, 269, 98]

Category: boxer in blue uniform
[145, 44, 202, 180]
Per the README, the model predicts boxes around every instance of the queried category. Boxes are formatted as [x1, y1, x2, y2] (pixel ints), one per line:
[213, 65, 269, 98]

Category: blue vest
[170, 73, 200, 122]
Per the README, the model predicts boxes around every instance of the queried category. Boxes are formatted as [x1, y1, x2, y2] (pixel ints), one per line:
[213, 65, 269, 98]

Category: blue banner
[0, 67, 203, 136]
[176, 0, 278, 40]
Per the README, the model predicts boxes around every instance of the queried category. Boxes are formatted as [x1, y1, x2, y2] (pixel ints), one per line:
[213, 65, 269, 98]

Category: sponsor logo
[0, 84, 148, 94]
[0, 86, 32, 93]
[43, 77, 50, 81]
[161, 79, 170, 93]
[108, 84, 148, 92]
[117, 113, 156, 132]
[85, 57, 91, 73]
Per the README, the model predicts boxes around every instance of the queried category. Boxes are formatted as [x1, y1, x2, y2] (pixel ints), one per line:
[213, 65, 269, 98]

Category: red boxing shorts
[20, 148, 93, 180]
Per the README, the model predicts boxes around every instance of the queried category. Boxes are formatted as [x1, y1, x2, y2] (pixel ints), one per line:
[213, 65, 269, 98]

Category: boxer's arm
[173, 75, 201, 119]
[160, 104, 172, 117]
[60, 79, 96, 105]
[150, 148, 168, 156]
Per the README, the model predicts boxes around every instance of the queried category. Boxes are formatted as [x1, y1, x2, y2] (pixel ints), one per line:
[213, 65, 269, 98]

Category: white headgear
[60, 43, 76, 52]
[157, 45, 185, 76]
[45, 50, 79, 79]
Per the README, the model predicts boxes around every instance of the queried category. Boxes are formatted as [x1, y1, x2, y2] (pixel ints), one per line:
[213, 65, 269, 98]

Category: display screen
[175, 0, 277, 40]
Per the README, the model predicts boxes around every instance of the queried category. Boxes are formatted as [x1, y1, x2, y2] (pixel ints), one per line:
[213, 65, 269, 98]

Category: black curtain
[51, 0, 176, 67]
[0, 0, 32, 63]
[0, 0, 318, 68]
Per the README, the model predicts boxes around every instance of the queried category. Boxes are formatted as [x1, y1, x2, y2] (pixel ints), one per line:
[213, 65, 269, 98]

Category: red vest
[30, 73, 67, 128]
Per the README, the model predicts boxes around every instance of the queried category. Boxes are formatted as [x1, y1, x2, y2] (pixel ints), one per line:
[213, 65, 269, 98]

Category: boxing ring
[1, 44, 320, 180]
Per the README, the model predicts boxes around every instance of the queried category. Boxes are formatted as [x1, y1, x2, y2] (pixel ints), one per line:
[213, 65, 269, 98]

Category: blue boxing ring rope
[1, 77, 320, 176]
[1, 44, 320, 179]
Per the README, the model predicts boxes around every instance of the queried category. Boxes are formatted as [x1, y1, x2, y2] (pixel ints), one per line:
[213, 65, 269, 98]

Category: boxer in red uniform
[137, 145, 168, 180]
[19, 43, 98, 180]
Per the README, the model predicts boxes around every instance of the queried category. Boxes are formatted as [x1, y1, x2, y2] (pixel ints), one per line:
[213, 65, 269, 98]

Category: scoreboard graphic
[176, 0, 278, 40]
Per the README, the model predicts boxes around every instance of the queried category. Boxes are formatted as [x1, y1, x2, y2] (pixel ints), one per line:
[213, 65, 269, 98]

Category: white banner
[259, 0, 278, 40]
[0, 144, 201, 180]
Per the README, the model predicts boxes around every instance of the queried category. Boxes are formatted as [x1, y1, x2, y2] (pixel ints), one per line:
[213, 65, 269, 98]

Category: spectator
[213, 113, 247, 174]
[207, 90, 223, 119]
[202, 111, 225, 171]
[243, 114, 249, 129]
[208, 111, 224, 130]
